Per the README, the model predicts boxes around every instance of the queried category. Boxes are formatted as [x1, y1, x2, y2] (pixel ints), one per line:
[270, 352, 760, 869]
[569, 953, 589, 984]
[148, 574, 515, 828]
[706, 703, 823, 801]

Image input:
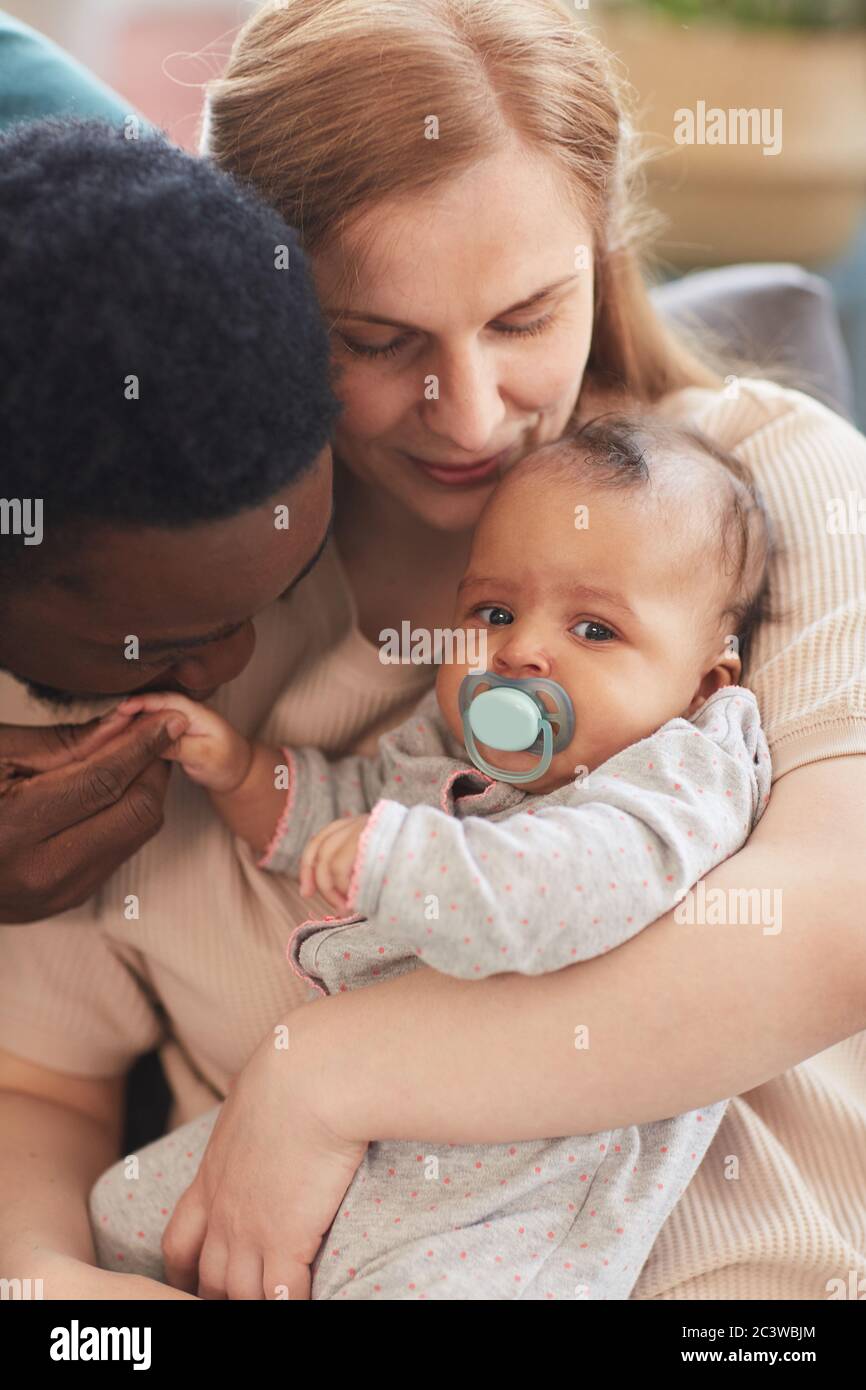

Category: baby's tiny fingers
[299, 841, 324, 896]
[116, 697, 145, 715]
[313, 839, 354, 912]
[119, 692, 199, 721]
[299, 821, 345, 890]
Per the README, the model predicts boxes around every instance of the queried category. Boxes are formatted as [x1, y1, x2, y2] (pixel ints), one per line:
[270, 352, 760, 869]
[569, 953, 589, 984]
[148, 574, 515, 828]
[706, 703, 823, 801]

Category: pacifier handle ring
[463, 718, 554, 785]
[459, 672, 575, 754]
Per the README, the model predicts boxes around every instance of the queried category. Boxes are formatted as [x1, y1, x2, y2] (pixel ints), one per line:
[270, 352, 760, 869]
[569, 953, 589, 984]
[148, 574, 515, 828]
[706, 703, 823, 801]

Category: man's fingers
[0, 714, 180, 921]
[8, 713, 186, 839]
[53, 758, 171, 866]
[0, 710, 134, 774]
[4, 760, 173, 919]
[162, 1188, 209, 1295]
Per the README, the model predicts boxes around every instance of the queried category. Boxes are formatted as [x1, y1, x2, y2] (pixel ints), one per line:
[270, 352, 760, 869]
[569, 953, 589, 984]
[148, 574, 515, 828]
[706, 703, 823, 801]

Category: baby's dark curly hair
[0, 119, 342, 584]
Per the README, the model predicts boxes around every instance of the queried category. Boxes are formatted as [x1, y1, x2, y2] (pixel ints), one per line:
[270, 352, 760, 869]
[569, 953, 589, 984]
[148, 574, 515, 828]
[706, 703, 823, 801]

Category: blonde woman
[1, 0, 865, 1300]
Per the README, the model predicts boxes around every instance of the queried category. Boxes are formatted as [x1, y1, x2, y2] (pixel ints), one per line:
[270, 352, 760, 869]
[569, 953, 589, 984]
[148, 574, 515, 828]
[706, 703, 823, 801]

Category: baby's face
[436, 469, 733, 794]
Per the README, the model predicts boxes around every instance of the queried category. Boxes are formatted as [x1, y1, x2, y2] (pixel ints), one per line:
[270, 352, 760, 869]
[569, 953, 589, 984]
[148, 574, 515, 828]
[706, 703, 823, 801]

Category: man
[0, 117, 340, 922]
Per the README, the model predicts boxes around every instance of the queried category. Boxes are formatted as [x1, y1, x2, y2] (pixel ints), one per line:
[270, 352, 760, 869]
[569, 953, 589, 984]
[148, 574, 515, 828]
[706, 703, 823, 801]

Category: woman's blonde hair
[203, 0, 724, 403]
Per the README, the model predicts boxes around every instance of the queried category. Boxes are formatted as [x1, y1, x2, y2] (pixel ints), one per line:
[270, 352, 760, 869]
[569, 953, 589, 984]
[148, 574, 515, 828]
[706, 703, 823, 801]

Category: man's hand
[0, 709, 188, 923]
[116, 692, 253, 793]
[162, 1011, 367, 1300]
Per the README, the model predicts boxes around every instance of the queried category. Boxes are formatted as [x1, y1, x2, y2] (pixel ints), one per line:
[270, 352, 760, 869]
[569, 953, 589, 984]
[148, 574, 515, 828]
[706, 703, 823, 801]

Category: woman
[2, 0, 864, 1300]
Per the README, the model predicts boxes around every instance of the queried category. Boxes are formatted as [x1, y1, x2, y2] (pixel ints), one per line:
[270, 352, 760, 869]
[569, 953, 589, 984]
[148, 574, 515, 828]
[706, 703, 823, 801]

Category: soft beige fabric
[1, 378, 864, 1300]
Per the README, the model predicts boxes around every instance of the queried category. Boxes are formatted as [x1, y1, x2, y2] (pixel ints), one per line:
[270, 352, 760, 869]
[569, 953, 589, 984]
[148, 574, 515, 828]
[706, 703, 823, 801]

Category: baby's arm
[341, 690, 772, 977]
[115, 694, 286, 855]
[113, 693, 399, 866]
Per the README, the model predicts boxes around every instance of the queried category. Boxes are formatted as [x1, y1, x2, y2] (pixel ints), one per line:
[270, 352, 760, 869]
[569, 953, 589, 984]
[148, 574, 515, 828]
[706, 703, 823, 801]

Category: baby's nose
[492, 641, 552, 679]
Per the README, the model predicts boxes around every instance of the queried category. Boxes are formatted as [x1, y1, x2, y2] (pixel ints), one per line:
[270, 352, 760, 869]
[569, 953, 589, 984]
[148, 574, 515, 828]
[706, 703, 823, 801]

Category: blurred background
[2, 0, 243, 151]
[3, 0, 866, 421]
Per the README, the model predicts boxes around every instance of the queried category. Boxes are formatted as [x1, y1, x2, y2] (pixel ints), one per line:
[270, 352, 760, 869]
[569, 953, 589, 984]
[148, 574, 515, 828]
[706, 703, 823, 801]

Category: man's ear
[684, 649, 743, 718]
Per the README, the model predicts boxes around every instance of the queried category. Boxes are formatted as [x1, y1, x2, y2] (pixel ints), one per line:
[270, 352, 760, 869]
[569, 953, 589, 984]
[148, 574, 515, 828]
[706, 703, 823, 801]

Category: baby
[90, 413, 773, 1300]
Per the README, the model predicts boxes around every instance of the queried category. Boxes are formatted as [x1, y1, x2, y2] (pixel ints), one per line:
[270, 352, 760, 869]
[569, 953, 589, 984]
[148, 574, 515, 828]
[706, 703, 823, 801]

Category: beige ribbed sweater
[1, 377, 865, 1300]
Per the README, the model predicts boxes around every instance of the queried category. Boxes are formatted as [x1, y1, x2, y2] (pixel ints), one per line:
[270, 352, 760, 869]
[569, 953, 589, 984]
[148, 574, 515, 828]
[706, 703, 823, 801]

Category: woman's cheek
[331, 355, 412, 440]
[510, 333, 588, 425]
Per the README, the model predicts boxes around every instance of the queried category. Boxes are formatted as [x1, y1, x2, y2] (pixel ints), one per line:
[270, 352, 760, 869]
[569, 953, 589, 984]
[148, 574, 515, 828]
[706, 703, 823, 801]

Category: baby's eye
[572, 620, 616, 643]
[474, 605, 514, 626]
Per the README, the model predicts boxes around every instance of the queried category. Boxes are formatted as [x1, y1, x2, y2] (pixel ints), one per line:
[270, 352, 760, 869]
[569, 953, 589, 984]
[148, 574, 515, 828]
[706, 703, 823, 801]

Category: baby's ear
[685, 656, 741, 717]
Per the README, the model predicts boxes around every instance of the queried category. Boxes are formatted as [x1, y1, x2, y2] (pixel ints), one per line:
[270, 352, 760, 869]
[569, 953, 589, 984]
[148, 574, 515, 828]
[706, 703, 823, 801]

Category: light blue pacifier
[458, 672, 575, 785]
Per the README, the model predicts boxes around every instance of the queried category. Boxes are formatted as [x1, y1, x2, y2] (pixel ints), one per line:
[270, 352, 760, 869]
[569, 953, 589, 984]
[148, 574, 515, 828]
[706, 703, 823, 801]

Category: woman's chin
[391, 470, 498, 531]
[415, 494, 493, 533]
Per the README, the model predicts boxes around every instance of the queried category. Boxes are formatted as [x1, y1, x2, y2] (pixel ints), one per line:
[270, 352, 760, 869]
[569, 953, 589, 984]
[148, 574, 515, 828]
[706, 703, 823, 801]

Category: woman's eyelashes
[338, 311, 556, 361]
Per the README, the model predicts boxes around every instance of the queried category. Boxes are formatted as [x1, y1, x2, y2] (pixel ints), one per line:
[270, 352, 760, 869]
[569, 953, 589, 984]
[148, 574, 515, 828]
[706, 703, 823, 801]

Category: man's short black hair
[0, 118, 342, 559]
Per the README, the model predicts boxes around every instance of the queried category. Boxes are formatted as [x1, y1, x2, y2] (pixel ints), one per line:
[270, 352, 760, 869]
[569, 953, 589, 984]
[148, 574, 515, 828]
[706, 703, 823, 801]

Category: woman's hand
[298, 814, 369, 912]
[161, 1009, 367, 1300]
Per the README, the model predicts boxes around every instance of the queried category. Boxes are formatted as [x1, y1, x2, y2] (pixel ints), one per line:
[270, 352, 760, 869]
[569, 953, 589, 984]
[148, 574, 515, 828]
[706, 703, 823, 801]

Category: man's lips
[405, 448, 513, 486]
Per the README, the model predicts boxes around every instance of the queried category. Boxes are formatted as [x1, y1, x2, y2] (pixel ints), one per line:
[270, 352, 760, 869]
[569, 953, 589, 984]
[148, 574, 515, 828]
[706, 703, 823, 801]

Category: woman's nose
[421, 344, 506, 454]
[169, 621, 257, 697]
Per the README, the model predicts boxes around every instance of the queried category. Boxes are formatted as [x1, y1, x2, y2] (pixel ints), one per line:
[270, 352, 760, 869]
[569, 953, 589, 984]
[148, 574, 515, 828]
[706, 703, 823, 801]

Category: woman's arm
[163, 753, 866, 1298]
[300, 753, 866, 1139]
[0, 1050, 195, 1298]
[0, 1051, 122, 1265]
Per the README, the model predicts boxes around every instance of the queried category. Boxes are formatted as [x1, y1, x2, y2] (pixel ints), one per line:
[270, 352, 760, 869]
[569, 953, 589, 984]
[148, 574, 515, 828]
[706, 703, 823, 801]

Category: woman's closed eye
[337, 311, 556, 361]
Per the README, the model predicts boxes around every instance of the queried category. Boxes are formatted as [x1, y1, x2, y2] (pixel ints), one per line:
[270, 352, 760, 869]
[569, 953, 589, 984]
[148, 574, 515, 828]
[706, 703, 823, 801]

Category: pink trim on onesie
[256, 746, 296, 869]
[439, 766, 497, 815]
[286, 910, 362, 997]
[285, 918, 327, 996]
[287, 766, 501, 994]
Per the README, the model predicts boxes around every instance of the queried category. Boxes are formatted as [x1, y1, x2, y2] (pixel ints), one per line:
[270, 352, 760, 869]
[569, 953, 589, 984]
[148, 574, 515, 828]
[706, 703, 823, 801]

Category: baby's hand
[115, 693, 252, 793]
[298, 814, 369, 914]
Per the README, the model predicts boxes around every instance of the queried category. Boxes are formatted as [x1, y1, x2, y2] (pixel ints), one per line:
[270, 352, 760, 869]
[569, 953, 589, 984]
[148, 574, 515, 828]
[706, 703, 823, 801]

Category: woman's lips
[406, 449, 511, 487]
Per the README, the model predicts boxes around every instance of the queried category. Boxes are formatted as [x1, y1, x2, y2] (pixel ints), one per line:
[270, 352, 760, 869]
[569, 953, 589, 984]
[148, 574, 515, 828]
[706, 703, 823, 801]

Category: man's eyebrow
[328, 275, 581, 331]
[140, 504, 336, 654]
[457, 575, 640, 621]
